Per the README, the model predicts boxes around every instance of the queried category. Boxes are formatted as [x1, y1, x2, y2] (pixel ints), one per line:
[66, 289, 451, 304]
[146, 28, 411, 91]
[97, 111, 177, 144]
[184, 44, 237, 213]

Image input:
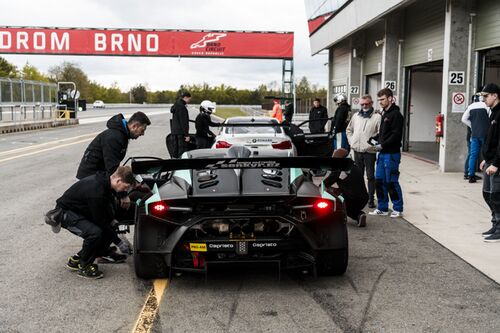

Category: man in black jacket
[195, 100, 220, 149]
[283, 100, 294, 123]
[50, 166, 136, 279]
[170, 91, 192, 157]
[479, 83, 500, 242]
[76, 111, 151, 180]
[308, 98, 328, 133]
[324, 148, 369, 227]
[368, 88, 404, 218]
[332, 93, 351, 150]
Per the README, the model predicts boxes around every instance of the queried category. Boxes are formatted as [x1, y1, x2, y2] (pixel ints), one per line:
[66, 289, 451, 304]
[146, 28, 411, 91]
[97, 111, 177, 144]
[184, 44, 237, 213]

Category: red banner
[308, 13, 333, 36]
[0, 27, 293, 59]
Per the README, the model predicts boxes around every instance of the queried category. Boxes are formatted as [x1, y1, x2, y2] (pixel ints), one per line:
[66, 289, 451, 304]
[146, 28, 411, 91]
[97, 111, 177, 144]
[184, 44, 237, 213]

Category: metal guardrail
[0, 104, 57, 122]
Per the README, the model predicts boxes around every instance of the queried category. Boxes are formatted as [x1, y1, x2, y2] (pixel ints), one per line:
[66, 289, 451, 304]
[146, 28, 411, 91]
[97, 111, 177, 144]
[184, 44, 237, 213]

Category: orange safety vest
[271, 104, 283, 122]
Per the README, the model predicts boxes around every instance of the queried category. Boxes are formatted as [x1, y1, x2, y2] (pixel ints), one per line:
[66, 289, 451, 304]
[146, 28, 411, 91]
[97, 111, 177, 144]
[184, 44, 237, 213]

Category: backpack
[345, 104, 353, 126]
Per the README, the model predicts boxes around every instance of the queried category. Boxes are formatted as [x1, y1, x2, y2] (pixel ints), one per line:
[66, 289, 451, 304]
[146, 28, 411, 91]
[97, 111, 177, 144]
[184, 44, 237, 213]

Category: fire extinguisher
[435, 113, 444, 138]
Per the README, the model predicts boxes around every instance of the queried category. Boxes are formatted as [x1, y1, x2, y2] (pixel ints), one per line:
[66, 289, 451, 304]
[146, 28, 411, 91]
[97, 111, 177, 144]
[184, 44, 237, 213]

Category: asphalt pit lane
[259, 310, 278, 317]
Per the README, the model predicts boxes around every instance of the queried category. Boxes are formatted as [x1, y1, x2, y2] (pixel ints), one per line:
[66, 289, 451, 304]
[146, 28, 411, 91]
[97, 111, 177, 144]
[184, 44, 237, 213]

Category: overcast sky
[0, 0, 328, 91]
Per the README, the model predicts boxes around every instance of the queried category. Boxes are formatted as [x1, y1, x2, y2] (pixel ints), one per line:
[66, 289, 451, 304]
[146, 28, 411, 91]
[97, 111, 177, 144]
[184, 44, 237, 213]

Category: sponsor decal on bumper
[188, 241, 279, 252]
[189, 243, 207, 252]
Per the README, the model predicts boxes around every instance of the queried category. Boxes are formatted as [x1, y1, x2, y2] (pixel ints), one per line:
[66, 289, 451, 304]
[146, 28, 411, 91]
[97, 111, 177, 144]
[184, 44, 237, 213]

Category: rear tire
[316, 247, 348, 276]
[133, 215, 169, 279]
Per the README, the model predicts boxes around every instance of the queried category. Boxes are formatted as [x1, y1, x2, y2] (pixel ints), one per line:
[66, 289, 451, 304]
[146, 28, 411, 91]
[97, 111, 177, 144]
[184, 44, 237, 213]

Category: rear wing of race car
[131, 156, 352, 175]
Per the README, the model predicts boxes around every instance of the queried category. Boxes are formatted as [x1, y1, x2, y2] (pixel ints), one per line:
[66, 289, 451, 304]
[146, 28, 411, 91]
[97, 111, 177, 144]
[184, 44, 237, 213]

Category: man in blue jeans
[461, 93, 489, 183]
[368, 88, 404, 218]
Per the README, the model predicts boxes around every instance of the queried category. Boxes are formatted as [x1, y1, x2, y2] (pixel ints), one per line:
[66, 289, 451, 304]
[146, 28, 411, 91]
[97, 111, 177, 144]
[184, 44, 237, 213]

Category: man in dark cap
[170, 91, 192, 158]
[479, 83, 500, 242]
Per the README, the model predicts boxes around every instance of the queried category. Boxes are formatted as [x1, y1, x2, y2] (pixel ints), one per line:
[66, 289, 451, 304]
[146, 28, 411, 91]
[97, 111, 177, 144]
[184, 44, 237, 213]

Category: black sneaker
[368, 201, 376, 209]
[464, 175, 469, 180]
[469, 176, 477, 183]
[484, 232, 500, 243]
[77, 264, 104, 279]
[97, 252, 127, 264]
[482, 226, 497, 238]
[474, 175, 482, 180]
[357, 213, 367, 228]
[66, 255, 80, 271]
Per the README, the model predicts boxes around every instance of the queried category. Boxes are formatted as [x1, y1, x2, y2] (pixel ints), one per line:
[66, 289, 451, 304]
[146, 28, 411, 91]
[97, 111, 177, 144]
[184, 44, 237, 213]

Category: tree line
[0, 57, 326, 104]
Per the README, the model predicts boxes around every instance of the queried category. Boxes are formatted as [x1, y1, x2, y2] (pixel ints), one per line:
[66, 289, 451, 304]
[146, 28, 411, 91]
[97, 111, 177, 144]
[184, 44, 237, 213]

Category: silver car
[213, 117, 296, 156]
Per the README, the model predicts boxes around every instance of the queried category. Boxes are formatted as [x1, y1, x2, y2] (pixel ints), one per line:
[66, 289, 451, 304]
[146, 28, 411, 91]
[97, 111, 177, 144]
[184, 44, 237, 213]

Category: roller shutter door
[475, 0, 500, 50]
[403, 0, 446, 67]
[332, 42, 350, 87]
[364, 23, 384, 75]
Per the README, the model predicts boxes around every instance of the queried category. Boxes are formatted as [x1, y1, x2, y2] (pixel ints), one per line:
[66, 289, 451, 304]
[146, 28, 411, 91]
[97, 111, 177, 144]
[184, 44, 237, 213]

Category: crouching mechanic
[49, 166, 136, 279]
[195, 100, 221, 149]
[324, 148, 369, 227]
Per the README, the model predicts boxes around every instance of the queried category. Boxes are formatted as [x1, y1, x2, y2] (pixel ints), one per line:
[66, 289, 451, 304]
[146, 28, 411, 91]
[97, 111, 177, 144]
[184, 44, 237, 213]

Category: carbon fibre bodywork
[131, 148, 351, 278]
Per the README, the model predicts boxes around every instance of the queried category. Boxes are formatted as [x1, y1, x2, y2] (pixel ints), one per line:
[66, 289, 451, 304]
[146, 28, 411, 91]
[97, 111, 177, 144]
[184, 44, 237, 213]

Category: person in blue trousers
[368, 88, 404, 218]
[461, 93, 489, 183]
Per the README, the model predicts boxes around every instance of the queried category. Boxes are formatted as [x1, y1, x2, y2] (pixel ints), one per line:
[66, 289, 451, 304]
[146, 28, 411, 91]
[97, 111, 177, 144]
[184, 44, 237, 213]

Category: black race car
[130, 143, 352, 279]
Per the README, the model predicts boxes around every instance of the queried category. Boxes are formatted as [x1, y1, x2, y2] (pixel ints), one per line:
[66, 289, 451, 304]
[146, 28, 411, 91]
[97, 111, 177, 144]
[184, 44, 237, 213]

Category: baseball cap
[479, 83, 500, 96]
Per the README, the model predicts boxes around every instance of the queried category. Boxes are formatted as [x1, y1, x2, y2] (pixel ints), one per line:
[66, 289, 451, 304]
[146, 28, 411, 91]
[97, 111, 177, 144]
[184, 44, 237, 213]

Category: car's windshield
[224, 119, 282, 135]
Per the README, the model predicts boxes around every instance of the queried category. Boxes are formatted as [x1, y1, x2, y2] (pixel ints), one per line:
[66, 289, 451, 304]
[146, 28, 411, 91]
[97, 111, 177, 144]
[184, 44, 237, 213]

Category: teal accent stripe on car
[321, 182, 337, 211]
[173, 169, 192, 185]
[144, 183, 161, 215]
[290, 168, 302, 183]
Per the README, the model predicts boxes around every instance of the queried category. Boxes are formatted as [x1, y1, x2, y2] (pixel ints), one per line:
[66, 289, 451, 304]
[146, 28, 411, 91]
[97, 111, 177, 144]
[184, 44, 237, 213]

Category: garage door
[475, 0, 500, 50]
[332, 42, 350, 87]
[403, 0, 446, 67]
[364, 23, 384, 75]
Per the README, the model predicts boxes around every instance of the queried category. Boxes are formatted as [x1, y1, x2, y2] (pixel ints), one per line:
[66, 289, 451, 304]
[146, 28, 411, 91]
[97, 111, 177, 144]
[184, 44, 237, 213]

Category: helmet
[333, 93, 347, 104]
[200, 100, 216, 114]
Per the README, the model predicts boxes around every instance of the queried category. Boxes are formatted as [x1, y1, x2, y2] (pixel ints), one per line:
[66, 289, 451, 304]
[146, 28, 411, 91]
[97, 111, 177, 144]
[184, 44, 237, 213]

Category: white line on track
[0, 137, 95, 164]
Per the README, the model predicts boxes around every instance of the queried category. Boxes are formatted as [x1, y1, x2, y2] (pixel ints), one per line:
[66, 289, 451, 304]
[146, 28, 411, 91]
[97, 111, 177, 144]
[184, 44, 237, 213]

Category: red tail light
[272, 140, 292, 149]
[315, 199, 330, 210]
[215, 140, 232, 148]
[149, 201, 168, 216]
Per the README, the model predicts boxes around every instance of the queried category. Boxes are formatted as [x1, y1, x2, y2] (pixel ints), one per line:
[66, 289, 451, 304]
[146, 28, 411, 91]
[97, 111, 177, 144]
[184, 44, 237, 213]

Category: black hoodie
[308, 105, 328, 133]
[57, 172, 121, 244]
[76, 114, 129, 179]
[482, 102, 500, 167]
[171, 98, 189, 136]
[375, 104, 404, 154]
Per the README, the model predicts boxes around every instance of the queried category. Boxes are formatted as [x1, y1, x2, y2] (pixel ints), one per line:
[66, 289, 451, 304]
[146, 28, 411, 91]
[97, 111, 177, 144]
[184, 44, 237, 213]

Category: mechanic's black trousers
[61, 211, 113, 267]
[177, 135, 191, 158]
[345, 198, 367, 221]
[354, 151, 376, 202]
[196, 136, 214, 149]
[482, 163, 500, 230]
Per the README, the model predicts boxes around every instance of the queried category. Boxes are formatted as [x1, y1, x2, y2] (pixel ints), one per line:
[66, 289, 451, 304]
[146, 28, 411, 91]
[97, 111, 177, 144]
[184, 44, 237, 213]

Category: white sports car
[213, 116, 296, 156]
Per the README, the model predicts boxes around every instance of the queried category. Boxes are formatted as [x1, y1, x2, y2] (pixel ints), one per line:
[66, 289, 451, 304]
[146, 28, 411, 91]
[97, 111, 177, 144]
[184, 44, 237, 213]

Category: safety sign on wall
[351, 97, 360, 110]
[452, 92, 466, 112]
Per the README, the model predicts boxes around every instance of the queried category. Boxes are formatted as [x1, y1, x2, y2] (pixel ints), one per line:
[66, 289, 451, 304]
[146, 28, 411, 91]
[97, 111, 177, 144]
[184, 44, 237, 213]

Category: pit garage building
[307, 0, 500, 172]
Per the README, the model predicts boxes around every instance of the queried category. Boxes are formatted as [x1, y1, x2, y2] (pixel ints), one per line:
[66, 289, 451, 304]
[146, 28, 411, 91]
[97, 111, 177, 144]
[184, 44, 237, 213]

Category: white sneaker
[368, 209, 389, 216]
[390, 211, 402, 218]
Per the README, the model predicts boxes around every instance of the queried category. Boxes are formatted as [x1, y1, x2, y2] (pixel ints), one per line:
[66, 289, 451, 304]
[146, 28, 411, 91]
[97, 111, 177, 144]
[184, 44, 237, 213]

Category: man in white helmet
[332, 93, 351, 150]
[195, 100, 221, 148]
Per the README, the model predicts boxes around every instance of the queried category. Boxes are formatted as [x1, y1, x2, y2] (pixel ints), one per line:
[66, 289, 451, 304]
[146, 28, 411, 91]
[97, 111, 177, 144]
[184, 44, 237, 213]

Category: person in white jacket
[346, 95, 382, 208]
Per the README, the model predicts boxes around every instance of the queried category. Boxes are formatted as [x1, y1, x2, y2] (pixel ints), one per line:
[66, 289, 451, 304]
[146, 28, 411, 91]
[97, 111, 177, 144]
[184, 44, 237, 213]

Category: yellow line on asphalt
[0, 132, 99, 157]
[132, 279, 169, 333]
[0, 137, 94, 164]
